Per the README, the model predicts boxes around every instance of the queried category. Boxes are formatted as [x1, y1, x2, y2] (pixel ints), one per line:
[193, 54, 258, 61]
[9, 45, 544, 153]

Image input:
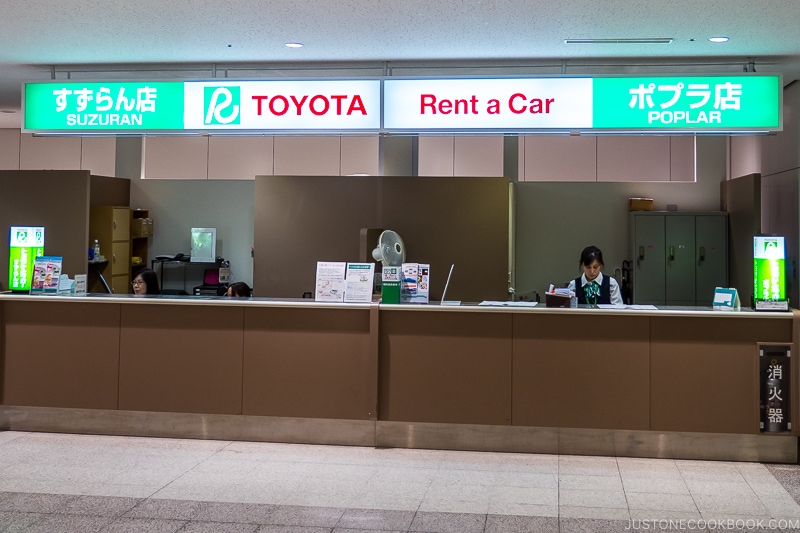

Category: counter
[1, 294, 797, 462]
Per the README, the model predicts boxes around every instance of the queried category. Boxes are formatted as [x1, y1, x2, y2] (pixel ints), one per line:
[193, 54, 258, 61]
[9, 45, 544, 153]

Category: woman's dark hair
[228, 281, 251, 297]
[136, 268, 161, 295]
[579, 246, 604, 267]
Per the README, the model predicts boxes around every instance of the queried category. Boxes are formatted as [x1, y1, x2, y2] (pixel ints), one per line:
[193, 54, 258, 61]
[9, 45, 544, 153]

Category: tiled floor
[0, 431, 799, 532]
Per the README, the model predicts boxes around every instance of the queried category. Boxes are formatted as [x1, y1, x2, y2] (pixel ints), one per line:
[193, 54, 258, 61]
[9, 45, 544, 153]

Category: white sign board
[184, 80, 381, 130]
[383, 78, 593, 130]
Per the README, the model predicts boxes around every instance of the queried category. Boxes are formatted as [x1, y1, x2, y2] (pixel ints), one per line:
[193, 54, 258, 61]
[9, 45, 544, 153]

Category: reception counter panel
[119, 304, 245, 415]
[1, 295, 796, 462]
[512, 313, 651, 431]
[378, 309, 512, 425]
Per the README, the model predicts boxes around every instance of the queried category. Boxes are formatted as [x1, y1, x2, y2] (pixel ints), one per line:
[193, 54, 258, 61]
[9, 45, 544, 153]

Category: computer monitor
[190, 228, 216, 263]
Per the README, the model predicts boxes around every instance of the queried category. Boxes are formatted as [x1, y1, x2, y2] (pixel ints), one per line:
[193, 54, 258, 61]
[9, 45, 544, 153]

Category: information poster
[344, 263, 375, 303]
[400, 263, 430, 304]
[29, 256, 62, 295]
[8, 226, 44, 291]
[315, 261, 346, 302]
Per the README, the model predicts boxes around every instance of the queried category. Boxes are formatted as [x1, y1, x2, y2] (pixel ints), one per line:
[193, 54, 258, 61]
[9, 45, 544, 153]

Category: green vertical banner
[754, 236, 786, 301]
[24, 81, 185, 131]
[593, 75, 781, 130]
[8, 226, 44, 291]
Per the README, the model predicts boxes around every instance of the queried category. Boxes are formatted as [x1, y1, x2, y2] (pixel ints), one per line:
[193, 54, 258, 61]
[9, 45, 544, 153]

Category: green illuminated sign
[8, 226, 44, 291]
[593, 76, 781, 130]
[24, 82, 185, 131]
[754, 236, 786, 301]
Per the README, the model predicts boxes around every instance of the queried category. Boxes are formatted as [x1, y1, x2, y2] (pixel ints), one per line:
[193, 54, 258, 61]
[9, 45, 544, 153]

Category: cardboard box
[628, 198, 654, 211]
[131, 218, 154, 238]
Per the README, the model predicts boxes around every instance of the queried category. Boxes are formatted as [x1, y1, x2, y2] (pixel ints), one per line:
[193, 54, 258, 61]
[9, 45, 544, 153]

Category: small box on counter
[545, 292, 571, 308]
[628, 198, 654, 211]
[381, 266, 401, 304]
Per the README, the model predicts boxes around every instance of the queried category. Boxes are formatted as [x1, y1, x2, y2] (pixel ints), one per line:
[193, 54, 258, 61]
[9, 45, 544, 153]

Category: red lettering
[251, 94, 368, 116]
[309, 95, 329, 116]
[290, 95, 308, 115]
[252, 95, 268, 115]
[347, 95, 366, 115]
[331, 95, 346, 114]
[509, 93, 526, 114]
[270, 95, 289, 116]
[546, 98, 554, 113]
[453, 99, 469, 114]
[421, 94, 437, 114]
[421, 95, 480, 115]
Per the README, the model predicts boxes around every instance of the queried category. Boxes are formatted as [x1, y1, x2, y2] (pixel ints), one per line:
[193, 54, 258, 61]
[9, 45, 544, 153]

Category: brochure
[315, 261, 346, 302]
[30, 256, 63, 295]
[344, 263, 375, 303]
[400, 262, 430, 304]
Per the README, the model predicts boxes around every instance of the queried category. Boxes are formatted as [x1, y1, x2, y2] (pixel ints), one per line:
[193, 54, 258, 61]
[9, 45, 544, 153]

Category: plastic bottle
[93, 239, 101, 260]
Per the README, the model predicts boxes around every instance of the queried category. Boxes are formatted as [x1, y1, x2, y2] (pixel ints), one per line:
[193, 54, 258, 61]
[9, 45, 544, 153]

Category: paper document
[479, 301, 539, 307]
[315, 261, 346, 302]
[597, 304, 658, 310]
[344, 263, 375, 303]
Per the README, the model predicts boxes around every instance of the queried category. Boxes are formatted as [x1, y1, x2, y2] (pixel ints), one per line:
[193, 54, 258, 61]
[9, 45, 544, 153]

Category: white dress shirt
[567, 272, 624, 305]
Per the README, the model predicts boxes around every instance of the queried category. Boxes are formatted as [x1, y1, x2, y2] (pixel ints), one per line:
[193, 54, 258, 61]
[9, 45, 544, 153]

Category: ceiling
[2, 0, 799, 128]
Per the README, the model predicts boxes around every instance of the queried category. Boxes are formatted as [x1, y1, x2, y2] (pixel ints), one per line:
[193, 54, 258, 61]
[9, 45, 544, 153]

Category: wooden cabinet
[89, 206, 131, 294]
[131, 209, 152, 278]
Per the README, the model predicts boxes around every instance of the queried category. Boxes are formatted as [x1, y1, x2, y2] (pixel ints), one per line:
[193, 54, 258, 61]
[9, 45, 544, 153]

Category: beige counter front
[1, 295, 797, 462]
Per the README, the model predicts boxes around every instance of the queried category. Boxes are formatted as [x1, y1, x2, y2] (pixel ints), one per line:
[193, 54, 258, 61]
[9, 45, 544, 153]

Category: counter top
[0, 292, 795, 318]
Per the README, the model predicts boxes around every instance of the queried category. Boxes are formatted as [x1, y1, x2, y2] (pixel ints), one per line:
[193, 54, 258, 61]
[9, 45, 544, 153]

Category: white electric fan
[372, 230, 406, 266]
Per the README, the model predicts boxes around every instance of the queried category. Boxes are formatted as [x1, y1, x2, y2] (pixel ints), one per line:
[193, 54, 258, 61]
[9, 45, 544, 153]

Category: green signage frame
[22, 74, 783, 134]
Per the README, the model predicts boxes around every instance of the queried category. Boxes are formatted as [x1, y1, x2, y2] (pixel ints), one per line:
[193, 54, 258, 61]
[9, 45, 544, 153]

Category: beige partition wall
[0, 171, 130, 290]
[254, 175, 511, 301]
[721, 173, 761, 305]
[254, 175, 379, 298]
[0, 170, 91, 285]
[380, 176, 510, 302]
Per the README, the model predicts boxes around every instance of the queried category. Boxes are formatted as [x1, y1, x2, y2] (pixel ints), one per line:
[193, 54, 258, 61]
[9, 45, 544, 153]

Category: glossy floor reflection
[0, 431, 799, 532]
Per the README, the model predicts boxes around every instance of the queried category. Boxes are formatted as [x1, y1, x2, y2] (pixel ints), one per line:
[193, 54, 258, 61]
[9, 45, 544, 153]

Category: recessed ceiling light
[284, 42, 304, 48]
[564, 38, 673, 44]
[708, 36, 729, 43]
